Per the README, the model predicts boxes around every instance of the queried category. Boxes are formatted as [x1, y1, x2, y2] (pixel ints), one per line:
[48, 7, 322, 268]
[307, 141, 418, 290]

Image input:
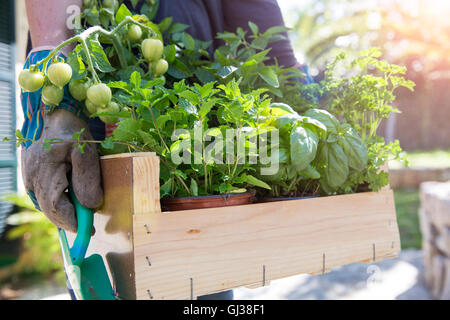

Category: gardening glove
[21, 109, 103, 233]
[20, 49, 103, 233]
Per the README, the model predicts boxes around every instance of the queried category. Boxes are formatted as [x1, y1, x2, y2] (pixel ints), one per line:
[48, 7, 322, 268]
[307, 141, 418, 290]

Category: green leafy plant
[319, 48, 414, 192]
[9, 1, 412, 199]
[102, 75, 280, 197]
[0, 195, 64, 285]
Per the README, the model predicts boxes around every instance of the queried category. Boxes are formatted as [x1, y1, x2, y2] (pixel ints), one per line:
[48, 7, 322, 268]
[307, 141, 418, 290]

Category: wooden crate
[71, 152, 400, 300]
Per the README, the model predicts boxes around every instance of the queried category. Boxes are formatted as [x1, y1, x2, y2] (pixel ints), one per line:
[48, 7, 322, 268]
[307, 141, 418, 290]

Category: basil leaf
[290, 126, 319, 172]
[299, 165, 320, 179]
[338, 126, 368, 172]
[317, 143, 349, 189]
[304, 109, 340, 134]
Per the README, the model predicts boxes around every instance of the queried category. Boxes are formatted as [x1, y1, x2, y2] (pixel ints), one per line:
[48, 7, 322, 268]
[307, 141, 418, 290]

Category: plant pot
[256, 194, 320, 203]
[161, 191, 256, 212]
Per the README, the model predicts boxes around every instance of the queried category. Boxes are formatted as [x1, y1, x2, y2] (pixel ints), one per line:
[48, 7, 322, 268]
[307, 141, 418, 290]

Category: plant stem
[159, 157, 191, 195]
[111, 16, 157, 38]
[38, 36, 81, 71]
[109, 34, 128, 69]
[200, 119, 208, 193]
[9, 136, 147, 152]
[79, 38, 101, 83]
[35, 18, 151, 81]
[147, 105, 170, 152]
[230, 127, 242, 179]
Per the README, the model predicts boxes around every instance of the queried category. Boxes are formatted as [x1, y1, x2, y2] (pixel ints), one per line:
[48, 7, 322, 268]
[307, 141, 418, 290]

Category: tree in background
[290, 0, 378, 76]
[288, 0, 450, 150]
[290, 0, 450, 81]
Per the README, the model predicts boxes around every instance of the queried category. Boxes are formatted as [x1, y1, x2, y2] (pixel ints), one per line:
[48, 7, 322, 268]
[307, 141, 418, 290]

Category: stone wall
[419, 181, 450, 299]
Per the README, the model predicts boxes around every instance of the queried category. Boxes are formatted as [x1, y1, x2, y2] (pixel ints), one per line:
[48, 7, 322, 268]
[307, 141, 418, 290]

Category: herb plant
[9, 1, 413, 199]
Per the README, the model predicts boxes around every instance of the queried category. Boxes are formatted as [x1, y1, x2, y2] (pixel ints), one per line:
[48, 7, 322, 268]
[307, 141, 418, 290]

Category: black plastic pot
[256, 194, 320, 203]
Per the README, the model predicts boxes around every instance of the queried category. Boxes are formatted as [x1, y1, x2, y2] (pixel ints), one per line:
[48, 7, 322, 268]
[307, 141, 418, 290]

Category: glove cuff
[43, 94, 90, 123]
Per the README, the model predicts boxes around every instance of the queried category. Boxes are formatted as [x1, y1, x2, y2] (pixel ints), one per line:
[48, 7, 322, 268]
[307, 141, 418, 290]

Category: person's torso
[127, 0, 224, 48]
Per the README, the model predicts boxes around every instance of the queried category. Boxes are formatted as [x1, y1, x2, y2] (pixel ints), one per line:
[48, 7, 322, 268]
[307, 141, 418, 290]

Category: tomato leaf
[115, 4, 132, 23]
[85, 37, 115, 73]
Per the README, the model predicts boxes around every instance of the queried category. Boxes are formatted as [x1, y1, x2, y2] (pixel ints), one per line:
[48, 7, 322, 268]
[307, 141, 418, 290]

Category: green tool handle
[68, 182, 94, 266]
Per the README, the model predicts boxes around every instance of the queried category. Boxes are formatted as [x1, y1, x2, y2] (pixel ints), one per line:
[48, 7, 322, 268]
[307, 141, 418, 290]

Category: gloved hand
[21, 109, 103, 233]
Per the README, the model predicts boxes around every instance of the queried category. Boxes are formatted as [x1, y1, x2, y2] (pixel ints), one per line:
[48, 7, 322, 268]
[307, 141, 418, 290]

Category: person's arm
[26, 0, 82, 55]
[21, 0, 103, 233]
[222, 0, 299, 68]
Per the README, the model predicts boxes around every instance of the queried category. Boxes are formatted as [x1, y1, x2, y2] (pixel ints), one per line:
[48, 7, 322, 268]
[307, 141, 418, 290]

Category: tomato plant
[103, 0, 118, 11]
[142, 38, 164, 61]
[18, 69, 45, 93]
[87, 83, 112, 107]
[48, 62, 73, 88]
[42, 85, 64, 106]
[98, 101, 120, 124]
[128, 25, 143, 42]
[85, 98, 98, 115]
[69, 79, 90, 102]
[153, 59, 168, 76]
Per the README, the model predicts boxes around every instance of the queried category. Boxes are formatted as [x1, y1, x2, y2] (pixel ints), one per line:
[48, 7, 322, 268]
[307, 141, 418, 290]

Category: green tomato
[153, 59, 169, 76]
[87, 83, 112, 107]
[106, 101, 120, 113]
[84, 99, 98, 115]
[128, 25, 143, 42]
[158, 75, 166, 86]
[42, 85, 64, 106]
[83, 0, 92, 7]
[48, 62, 72, 88]
[69, 80, 90, 102]
[98, 101, 120, 124]
[103, 0, 118, 10]
[141, 38, 164, 61]
[18, 69, 45, 92]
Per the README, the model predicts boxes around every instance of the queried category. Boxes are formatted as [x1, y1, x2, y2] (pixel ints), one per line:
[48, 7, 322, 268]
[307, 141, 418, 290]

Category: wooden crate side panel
[133, 190, 400, 300]
[86, 157, 136, 300]
[132, 156, 161, 215]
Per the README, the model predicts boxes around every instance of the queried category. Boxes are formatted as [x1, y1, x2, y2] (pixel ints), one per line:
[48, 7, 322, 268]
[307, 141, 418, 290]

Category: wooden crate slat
[93, 153, 401, 300]
[132, 156, 161, 215]
[132, 190, 400, 300]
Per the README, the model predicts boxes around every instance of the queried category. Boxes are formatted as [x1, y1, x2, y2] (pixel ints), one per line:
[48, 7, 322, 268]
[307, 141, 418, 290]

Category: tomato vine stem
[35, 17, 157, 83]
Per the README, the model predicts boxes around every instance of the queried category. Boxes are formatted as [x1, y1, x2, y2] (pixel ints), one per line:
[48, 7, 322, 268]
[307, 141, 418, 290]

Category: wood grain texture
[100, 152, 156, 160]
[132, 156, 161, 215]
[132, 190, 400, 300]
[91, 153, 400, 300]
